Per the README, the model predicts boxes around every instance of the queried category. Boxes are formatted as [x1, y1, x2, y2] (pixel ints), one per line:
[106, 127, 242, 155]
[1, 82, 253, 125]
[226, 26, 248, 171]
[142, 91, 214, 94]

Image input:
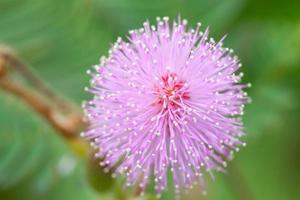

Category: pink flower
[82, 17, 250, 196]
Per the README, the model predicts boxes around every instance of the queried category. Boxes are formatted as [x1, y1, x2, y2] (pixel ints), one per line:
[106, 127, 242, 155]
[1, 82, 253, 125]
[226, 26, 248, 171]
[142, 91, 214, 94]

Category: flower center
[154, 73, 190, 109]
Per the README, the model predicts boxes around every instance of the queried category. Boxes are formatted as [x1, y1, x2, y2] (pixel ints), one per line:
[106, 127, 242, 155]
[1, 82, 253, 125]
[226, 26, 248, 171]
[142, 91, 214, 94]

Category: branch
[0, 51, 74, 113]
[227, 162, 255, 200]
[0, 51, 84, 139]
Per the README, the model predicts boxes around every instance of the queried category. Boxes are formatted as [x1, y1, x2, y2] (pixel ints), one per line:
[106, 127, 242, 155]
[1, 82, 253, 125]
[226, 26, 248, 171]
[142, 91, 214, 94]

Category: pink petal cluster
[82, 17, 250, 196]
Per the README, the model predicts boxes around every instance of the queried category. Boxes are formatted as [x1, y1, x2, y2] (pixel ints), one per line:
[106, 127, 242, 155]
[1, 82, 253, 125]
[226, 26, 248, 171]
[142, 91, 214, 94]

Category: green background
[0, 0, 300, 199]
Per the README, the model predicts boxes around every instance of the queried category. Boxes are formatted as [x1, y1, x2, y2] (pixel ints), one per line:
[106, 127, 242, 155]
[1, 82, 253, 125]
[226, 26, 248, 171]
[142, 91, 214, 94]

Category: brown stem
[0, 52, 84, 139]
[0, 56, 6, 78]
[0, 77, 82, 139]
[1, 52, 72, 113]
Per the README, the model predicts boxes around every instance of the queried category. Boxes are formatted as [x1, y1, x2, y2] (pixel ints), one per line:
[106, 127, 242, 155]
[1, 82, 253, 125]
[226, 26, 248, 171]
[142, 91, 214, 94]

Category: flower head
[82, 17, 250, 196]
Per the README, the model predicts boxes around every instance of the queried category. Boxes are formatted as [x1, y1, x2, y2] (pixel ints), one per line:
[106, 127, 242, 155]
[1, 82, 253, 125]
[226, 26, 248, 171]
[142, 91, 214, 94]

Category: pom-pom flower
[82, 17, 250, 196]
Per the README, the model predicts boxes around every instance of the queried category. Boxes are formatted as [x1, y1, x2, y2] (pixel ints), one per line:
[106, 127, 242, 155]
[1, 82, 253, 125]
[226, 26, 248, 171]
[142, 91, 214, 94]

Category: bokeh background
[0, 0, 300, 200]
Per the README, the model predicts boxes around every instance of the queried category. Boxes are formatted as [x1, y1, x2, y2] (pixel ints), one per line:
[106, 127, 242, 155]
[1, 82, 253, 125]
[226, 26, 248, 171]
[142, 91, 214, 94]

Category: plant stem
[0, 77, 82, 138]
[0, 50, 75, 113]
[0, 52, 83, 139]
[227, 162, 255, 200]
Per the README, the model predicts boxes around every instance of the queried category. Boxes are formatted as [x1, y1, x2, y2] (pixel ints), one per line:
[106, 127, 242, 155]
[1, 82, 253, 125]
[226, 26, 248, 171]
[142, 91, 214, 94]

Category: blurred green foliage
[0, 0, 300, 200]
